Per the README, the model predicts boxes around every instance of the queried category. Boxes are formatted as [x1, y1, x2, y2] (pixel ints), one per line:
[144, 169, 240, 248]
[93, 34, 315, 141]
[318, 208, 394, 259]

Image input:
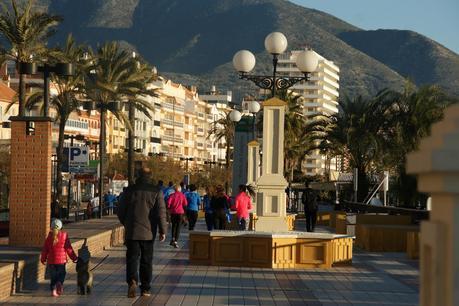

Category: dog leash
[90, 254, 109, 271]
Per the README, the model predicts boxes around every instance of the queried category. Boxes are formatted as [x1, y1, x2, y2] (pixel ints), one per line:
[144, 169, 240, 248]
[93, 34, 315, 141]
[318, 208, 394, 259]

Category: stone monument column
[9, 117, 52, 247]
[407, 104, 459, 306]
[255, 97, 289, 232]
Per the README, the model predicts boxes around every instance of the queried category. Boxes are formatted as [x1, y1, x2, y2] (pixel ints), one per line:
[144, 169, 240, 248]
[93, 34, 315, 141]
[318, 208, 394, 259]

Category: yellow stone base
[189, 231, 353, 269]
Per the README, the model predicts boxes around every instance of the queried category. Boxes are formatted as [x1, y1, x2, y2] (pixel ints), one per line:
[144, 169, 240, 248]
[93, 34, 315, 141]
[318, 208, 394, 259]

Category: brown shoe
[128, 280, 137, 298]
[141, 290, 151, 297]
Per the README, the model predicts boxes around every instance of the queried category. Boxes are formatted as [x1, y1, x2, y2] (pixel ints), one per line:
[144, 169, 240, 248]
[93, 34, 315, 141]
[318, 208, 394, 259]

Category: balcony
[162, 118, 184, 128]
[163, 102, 184, 112]
[162, 135, 184, 144]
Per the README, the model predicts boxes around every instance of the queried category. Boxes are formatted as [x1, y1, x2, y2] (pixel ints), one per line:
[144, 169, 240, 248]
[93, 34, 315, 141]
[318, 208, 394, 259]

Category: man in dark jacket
[302, 183, 319, 232]
[117, 167, 167, 298]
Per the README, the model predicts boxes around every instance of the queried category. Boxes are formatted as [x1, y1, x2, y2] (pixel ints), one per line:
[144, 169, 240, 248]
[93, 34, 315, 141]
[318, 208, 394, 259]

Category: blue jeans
[48, 264, 66, 290]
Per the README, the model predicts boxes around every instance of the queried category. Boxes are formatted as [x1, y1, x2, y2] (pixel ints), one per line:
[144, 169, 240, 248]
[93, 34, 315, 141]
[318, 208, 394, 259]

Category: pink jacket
[40, 231, 77, 265]
[167, 192, 187, 214]
[232, 192, 252, 219]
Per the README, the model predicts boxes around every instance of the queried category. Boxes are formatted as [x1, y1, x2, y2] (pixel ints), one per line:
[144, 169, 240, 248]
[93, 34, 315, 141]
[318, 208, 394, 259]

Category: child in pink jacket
[232, 185, 255, 230]
[40, 219, 78, 297]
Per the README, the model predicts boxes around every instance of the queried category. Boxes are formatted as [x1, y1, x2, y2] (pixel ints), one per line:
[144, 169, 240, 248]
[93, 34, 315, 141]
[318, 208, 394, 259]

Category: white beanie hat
[51, 219, 63, 230]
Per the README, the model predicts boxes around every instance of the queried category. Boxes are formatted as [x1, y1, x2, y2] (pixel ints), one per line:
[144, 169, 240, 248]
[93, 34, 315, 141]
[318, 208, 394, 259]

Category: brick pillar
[9, 117, 52, 247]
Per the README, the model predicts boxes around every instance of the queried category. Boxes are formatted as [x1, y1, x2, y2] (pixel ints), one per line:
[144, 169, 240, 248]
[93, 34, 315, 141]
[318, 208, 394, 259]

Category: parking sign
[68, 146, 89, 167]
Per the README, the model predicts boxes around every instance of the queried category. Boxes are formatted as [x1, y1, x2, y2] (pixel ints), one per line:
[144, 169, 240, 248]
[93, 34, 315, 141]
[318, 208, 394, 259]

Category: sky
[291, 0, 459, 54]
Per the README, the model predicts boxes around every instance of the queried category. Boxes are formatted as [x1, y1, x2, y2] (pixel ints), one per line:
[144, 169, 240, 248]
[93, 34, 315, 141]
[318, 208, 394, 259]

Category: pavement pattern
[0, 220, 419, 306]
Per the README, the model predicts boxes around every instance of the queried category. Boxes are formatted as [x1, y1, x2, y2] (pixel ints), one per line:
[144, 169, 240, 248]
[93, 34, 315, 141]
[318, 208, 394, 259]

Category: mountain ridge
[1, 0, 458, 99]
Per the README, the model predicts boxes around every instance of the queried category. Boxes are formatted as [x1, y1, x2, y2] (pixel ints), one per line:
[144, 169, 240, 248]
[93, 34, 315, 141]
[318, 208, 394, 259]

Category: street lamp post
[19, 62, 75, 116]
[180, 157, 194, 187]
[247, 100, 261, 139]
[232, 32, 319, 231]
[232, 32, 318, 98]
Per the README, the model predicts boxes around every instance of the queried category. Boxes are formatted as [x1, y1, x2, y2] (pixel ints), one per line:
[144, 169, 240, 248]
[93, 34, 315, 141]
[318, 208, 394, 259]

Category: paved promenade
[1, 220, 419, 306]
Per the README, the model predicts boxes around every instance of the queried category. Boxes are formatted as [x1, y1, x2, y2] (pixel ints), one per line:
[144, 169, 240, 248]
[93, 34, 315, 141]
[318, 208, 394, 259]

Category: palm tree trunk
[127, 101, 135, 185]
[18, 73, 26, 116]
[55, 117, 67, 205]
[98, 108, 106, 218]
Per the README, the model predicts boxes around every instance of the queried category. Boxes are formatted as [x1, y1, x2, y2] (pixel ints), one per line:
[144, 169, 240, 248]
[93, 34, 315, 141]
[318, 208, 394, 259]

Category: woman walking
[211, 185, 230, 230]
[203, 186, 214, 230]
[167, 185, 188, 248]
[232, 185, 255, 230]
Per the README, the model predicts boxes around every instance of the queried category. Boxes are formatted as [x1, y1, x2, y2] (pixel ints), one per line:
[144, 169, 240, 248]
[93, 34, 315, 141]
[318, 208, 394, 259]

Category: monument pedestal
[255, 98, 292, 232]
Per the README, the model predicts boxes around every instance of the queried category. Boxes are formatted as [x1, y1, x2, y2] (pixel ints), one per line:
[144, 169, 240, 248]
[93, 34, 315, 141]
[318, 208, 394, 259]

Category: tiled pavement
[1, 220, 419, 306]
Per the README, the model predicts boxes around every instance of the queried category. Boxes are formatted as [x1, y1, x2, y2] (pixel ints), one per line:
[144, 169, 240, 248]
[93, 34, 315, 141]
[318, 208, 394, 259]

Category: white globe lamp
[264, 32, 288, 55]
[229, 109, 242, 122]
[233, 50, 256, 73]
[295, 49, 319, 73]
[248, 101, 261, 114]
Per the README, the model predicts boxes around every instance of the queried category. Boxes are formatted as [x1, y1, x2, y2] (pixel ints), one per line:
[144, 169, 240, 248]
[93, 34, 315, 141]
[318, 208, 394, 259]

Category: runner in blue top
[185, 184, 201, 231]
[163, 181, 175, 201]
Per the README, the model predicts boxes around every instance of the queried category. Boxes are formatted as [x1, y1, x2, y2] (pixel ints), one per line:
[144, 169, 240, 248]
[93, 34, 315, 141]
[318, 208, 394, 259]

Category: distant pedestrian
[117, 168, 167, 298]
[185, 184, 201, 230]
[301, 183, 318, 232]
[211, 185, 230, 230]
[232, 185, 255, 231]
[104, 190, 117, 215]
[163, 181, 175, 202]
[167, 185, 188, 248]
[40, 219, 78, 297]
[203, 186, 214, 231]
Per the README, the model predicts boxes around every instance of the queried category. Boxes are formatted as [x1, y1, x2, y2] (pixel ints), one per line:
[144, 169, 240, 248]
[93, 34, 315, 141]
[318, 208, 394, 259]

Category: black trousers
[214, 210, 226, 230]
[125, 239, 153, 291]
[305, 210, 318, 232]
[205, 212, 214, 230]
[170, 214, 182, 242]
[187, 210, 198, 230]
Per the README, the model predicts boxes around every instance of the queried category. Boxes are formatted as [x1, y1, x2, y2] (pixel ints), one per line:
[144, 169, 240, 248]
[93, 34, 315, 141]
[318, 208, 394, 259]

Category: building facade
[277, 49, 340, 176]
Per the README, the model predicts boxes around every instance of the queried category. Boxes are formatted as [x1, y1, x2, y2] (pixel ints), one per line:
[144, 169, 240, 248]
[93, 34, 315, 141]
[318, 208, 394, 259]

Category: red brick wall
[9, 120, 52, 247]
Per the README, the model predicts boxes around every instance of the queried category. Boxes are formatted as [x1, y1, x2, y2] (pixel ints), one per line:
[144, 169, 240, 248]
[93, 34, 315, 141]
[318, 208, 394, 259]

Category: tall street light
[231, 32, 319, 231]
[232, 32, 318, 98]
[19, 62, 75, 116]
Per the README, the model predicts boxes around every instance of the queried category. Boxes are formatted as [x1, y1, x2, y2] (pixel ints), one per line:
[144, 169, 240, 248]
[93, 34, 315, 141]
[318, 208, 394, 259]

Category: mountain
[338, 29, 459, 96]
[2, 0, 459, 99]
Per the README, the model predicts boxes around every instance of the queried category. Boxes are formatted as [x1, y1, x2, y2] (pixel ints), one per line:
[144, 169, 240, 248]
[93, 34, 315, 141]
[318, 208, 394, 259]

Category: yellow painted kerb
[263, 97, 287, 106]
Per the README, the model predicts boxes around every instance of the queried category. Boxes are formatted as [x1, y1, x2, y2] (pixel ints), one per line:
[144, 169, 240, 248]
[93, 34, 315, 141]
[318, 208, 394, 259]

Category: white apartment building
[277, 49, 340, 176]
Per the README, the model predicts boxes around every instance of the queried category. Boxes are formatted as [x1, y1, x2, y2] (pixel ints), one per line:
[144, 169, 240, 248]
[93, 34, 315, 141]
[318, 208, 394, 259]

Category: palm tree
[83, 42, 154, 214]
[120, 57, 157, 185]
[321, 93, 394, 201]
[21, 34, 87, 204]
[382, 83, 453, 206]
[0, 0, 62, 116]
[282, 92, 329, 183]
[208, 111, 236, 192]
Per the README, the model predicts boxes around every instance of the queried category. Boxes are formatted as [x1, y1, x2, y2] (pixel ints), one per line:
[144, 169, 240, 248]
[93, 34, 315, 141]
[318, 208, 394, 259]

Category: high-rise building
[277, 49, 340, 176]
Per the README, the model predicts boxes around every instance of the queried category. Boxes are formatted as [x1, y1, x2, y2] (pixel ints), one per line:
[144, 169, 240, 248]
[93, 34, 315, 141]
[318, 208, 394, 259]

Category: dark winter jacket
[117, 178, 167, 241]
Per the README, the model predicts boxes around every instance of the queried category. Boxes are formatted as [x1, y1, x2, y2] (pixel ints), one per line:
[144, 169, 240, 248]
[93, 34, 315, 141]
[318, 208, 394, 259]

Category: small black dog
[76, 258, 93, 295]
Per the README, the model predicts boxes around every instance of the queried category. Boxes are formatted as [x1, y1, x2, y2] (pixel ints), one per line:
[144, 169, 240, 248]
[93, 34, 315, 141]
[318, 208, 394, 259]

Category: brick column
[9, 117, 52, 247]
